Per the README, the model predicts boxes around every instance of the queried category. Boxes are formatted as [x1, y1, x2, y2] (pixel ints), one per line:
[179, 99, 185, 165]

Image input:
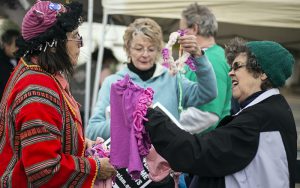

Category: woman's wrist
[95, 157, 102, 179]
[192, 47, 205, 58]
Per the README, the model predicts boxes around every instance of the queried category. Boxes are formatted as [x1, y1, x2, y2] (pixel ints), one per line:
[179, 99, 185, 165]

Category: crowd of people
[0, 1, 297, 188]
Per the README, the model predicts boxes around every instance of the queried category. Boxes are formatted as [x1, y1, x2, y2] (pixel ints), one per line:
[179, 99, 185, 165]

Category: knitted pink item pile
[85, 139, 113, 188]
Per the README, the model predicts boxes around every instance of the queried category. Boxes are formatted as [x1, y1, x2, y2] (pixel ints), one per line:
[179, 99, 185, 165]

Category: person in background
[179, 3, 232, 134]
[0, 1, 116, 187]
[98, 48, 119, 86]
[0, 28, 20, 100]
[145, 38, 297, 188]
[87, 18, 217, 187]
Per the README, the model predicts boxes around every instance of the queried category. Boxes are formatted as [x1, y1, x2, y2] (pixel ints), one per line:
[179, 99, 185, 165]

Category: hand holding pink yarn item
[162, 29, 197, 75]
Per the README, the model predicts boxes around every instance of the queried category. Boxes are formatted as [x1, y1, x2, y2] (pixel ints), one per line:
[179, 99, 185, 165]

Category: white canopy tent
[77, 22, 127, 65]
[102, 0, 300, 28]
[98, 0, 300, 50]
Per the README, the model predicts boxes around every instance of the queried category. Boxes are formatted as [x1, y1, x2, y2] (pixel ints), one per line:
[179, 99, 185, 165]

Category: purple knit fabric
[110, 74, 153, 179]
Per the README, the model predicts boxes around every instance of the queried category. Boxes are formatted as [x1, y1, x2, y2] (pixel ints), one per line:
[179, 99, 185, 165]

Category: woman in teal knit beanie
[144, 37, 297, 188]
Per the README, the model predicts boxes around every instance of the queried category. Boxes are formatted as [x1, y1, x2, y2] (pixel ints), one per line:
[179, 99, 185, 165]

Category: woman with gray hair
[179, 3, 233, 134]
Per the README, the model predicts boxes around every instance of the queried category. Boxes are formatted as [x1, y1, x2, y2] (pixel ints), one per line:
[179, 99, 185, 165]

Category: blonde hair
[123, 18, 163, 58]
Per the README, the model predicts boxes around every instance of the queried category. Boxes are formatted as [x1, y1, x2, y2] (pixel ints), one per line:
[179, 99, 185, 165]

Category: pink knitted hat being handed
[22, 0, 66, 41]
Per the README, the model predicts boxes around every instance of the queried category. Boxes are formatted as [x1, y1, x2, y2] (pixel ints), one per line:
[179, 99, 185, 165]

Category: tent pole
[91, 10, 108, 115]
[84, 0, 94, 129]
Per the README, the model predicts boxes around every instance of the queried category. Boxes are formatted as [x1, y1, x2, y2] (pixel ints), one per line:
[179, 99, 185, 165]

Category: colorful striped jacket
[0, 58, 98, 187]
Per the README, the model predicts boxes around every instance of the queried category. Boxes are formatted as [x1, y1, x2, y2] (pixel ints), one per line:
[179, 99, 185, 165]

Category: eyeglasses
[67, 35, 83, 47]
[130, 47, 157, 55]
[229, 62, 246, 72]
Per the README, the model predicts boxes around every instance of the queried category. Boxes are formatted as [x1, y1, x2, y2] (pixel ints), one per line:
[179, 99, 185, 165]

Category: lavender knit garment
[110, 74, 153, 179]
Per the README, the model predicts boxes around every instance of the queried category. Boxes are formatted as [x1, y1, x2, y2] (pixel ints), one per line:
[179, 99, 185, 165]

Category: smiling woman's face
[228, 53, 264, 103]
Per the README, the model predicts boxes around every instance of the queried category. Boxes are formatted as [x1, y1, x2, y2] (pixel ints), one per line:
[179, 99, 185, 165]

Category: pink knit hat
[22, 0, 66, 41]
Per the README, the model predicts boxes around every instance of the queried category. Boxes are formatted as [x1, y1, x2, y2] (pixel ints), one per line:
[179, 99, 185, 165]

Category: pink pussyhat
[22, 0, 66, 41]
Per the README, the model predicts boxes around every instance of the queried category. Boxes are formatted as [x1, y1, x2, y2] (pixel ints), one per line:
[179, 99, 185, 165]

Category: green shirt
[183, 44, 232, 132]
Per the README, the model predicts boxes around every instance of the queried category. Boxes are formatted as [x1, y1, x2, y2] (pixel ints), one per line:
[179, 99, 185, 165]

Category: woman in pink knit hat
[0, 1, 116, 187]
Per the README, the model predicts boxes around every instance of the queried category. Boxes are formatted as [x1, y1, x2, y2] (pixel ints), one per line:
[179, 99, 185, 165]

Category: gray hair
[182, 3, 218, 37]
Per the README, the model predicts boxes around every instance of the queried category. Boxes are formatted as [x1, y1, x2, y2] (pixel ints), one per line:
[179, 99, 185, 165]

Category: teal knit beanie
[246, 41, 295, 87]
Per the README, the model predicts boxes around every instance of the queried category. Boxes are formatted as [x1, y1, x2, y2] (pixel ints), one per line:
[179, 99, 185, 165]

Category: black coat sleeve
[145, 108, 261, 177]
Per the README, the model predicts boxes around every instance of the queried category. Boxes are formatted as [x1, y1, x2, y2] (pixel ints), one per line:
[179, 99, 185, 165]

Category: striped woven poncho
[0, 58, 99, 187]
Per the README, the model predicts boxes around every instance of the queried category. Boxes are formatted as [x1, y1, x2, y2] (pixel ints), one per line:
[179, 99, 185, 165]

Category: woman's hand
[85, 137, 105, 149]
[85, 138, 95, 149]
[97, 158, 117, 180]
[178, 35, 203, 57]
